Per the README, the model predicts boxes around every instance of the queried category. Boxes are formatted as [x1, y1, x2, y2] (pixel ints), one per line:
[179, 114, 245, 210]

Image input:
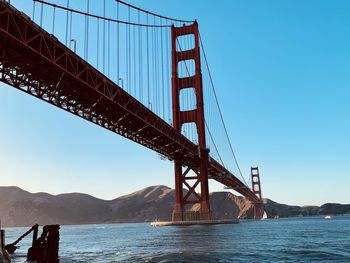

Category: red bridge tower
[171, 22, 211, 221]
[251, 167, 265, 219]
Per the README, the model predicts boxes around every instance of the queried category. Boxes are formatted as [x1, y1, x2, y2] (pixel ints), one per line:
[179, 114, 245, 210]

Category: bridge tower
[251, 167, 264, 219]
[171, 22, 211, 221]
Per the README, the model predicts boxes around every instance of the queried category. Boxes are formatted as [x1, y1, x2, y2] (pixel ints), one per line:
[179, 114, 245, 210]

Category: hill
[0, 186, 349, 227]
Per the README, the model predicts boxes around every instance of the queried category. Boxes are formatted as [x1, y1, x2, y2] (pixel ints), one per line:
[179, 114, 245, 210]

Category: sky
[1, 0, 350, 206]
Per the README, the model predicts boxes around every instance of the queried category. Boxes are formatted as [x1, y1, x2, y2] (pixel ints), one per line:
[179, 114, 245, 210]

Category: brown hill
[0, 185, 249, 226]
[0, 186, 349, 227]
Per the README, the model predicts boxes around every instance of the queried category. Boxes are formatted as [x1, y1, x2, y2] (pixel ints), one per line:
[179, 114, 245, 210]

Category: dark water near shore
[5, 216, 350, 262]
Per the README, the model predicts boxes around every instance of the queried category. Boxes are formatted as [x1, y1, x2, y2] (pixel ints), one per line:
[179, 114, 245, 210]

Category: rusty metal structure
[0, 0, 264, 221]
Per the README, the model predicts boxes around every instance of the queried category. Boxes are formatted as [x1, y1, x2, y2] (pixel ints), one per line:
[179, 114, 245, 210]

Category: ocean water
[4, 216, 350, 262]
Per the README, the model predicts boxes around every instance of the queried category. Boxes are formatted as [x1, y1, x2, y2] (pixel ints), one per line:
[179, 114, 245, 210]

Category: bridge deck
[0, 1, 260, 203]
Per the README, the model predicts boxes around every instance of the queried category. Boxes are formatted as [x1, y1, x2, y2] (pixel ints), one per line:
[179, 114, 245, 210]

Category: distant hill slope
[0, 186, 349, 227]
[263, 200, 350, 218]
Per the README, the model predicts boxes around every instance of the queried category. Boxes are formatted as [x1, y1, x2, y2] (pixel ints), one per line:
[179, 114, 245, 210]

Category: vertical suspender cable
[154, 16, 160, 115]
[160, 18, 165, 120]
[154, 16, 158, 114]
[52, 6, 56, 34]
[32, 1, 36, 21]
[128, 7, 131, 92]
[84, 2, 87, 59]
[151, 17, 155, 111]
[127, 6, 131, 92]
[39, 3, 43, 27]
[103, 0, 106, 74]
[108, 20, 111, 77]
[147, 14, 150, 109]
[175, 23, 180, 130]
[65, 0, 69, 45]
[189, 34, 195, 142]
[84, 0, 90, 60]
[126, 11, 128, 90]
[117, 1, 120, 86]
[157, 17, 160, 115]
[87, 0, 90, 60]
[138, 10, 142, 102]
[133, 19, 136, 97]
[97, 18, 100, 69]
[69, 8, 73, 49]
[166, 20, 170, 124]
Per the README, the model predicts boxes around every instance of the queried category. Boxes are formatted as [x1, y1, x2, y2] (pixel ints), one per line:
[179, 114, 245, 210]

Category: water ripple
[5, 216, 350, 263]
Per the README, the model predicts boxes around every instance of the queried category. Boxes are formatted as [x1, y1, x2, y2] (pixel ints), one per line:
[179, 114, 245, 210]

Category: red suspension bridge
[0, 0, 264, 221]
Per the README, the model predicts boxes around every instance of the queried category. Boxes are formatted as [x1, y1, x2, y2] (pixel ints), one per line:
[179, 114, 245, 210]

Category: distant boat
[324, 215, 332, 219]
[261, 211, 268, 220]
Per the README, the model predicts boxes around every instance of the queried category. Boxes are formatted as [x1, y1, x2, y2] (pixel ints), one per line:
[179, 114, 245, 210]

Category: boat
[324, 215, 332, 219]
[261, 211, 268, 220]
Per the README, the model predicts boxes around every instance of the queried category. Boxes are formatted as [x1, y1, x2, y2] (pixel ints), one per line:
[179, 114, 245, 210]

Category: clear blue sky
[1, 0, 350, 206]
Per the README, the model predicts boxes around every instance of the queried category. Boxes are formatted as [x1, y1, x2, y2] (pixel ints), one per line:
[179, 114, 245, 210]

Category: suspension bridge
[0, 0, 264, 221]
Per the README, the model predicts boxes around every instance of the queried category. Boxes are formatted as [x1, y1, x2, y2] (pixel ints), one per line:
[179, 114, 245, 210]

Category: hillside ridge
[0, 185, 349, 227]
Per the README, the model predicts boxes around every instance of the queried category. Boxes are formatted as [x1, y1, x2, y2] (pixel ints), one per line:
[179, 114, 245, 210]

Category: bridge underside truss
[0, 1, 196, 162]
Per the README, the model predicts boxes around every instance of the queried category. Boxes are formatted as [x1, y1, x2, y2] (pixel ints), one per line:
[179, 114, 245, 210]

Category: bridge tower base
[253, 203, 265, 219]
[171, 22, 211, 222]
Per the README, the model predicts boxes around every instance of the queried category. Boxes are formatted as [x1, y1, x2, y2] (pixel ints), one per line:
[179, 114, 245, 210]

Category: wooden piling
[0, 230, 4, 251]
[0, 229, 11, 263]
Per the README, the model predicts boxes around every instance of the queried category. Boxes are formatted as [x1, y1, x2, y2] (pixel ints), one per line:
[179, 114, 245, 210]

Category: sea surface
[4, 216, 350, 262]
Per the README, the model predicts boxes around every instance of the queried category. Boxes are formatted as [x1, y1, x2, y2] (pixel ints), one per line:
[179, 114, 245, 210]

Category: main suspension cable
[176, 37, 226, 163]
[199, 33, 249, 186]
[115, 0, 194, 24]
[33, 0, 173, 28]
[205, 120, 225, 167]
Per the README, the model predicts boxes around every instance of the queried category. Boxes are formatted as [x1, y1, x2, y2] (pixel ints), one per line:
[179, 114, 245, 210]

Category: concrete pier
[150, 218, 239, 227]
